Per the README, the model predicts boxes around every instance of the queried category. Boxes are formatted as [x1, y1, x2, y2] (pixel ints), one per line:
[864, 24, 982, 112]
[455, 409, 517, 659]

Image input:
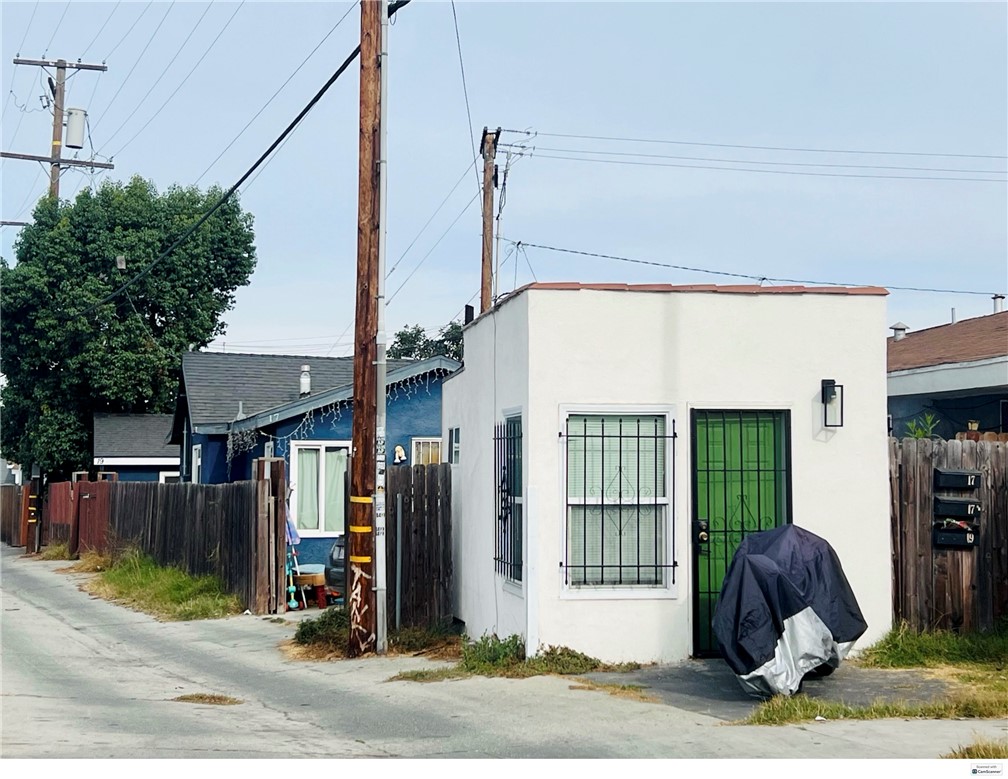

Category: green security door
[691, 410, 792, 656]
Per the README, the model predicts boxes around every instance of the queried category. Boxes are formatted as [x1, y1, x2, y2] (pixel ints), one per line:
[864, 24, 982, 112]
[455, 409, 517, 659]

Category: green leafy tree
[387, 321, 462, 362]
[0, 176, 256, 478]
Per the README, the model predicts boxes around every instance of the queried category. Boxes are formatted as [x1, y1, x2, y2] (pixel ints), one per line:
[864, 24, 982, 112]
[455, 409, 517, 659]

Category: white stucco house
[442, 282, 892, 664]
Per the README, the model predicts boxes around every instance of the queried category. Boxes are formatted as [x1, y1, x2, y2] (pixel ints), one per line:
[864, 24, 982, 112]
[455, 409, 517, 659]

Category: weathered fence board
[0, 484, 24, 546]
[891, 437, 1008, 632]
[384, 463, 452, 630]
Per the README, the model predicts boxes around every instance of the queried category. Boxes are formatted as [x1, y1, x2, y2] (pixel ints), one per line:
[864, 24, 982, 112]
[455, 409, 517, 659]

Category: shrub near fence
[890, 437, 1008, 632]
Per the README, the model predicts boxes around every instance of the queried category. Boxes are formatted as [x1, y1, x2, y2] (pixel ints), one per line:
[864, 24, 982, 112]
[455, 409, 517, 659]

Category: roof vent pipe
[890, 322, 908, 341]
[299, 365, 311, 397]
[951, 307, 957, 324]
[995, 294, 1005, 314]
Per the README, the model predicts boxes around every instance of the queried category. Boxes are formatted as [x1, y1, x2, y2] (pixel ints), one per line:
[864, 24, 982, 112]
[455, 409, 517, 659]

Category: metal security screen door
[691, 410, 792, 656]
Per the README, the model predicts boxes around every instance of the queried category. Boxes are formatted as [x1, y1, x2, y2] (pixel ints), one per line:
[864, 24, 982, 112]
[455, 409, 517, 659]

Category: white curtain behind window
[324, 448, 347, 533]
[296, 448, 320, 531]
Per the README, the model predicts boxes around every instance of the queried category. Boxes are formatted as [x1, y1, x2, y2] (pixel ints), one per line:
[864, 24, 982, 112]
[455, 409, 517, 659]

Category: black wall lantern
[821, 378, 844, 428]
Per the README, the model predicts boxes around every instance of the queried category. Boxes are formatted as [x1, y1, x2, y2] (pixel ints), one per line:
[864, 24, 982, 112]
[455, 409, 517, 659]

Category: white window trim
[191, 444, 202, 485]
[557, 403, 678, 601]
[290, 439, 351, 538]
[410, 436, 443, 466]
[264, 440, 275, 459]
[448, 427, 460, 465]
[159, 471, 180, 484]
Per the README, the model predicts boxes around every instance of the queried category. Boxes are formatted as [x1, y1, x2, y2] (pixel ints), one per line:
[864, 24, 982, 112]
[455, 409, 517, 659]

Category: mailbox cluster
[932, 468, 982, 549]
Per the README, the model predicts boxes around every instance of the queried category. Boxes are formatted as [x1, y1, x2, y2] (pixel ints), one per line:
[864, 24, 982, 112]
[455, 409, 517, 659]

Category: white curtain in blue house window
[296, 447, 320, 531]
[324, 447, 347, 533]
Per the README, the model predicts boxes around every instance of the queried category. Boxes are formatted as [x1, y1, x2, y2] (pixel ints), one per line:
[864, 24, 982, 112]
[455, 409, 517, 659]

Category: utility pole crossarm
[0, 151, 114, 169]
[13, 58, 107, 71]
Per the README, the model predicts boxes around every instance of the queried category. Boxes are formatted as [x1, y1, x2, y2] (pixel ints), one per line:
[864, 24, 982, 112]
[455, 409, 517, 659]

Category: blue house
[168, 351, 459, 565]
[93, 414, 180, 482]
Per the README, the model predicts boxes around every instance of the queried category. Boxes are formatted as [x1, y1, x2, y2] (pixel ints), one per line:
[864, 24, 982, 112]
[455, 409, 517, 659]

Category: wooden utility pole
[480, 126, 500, 313]
[48, 60, 67, 198]
[349, 0, 383, 657]
[3, 58, 110, 205]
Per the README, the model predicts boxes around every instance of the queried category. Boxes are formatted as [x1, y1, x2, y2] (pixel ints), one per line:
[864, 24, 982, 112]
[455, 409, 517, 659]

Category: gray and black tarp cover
[712, 524, 868, 698]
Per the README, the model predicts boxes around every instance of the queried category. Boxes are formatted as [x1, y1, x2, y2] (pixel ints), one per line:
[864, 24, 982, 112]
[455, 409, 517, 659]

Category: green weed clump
[856, 621, 1008, 669]
[294, 607, 349, 650]
[943, 739, 1008, 760]
[744, 692, 1008, 726]
[86, 549, 241, 620]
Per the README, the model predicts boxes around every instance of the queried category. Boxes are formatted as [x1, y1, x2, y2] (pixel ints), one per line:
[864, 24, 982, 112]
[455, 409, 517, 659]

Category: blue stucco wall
[109, 465, 170, 483]
[889, 392, 1007, 439]
[192, 433, 230, 485]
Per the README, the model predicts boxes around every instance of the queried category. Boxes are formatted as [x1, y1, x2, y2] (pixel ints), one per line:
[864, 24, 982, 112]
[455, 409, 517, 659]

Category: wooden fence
[43, 481, 73, 545]
[890, 437, 1008, 632]
[385, 463, 453, 629]
[37, 462, 287, 614]
[1, 484, 25, 546]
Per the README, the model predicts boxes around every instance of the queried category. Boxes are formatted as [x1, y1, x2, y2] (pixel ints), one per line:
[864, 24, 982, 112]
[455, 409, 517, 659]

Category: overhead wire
[527, 152, 1006, 183]
[89, 2, 176, 134]
[41, 1, 72, 58]
[3, 0, 41, 119]
[103, 2, 154, 61]
[502, 129, 1008, 161]
[509, 240, 1001, 296]
[97, 2, 215, 152]
[81, 1, 122, 60]
[194, 2, 356, 186]
[69, 0, 418, 320]
[512, 145, 1007, 176]
[108, 2, 245, 161]
[449, 1, 482, 196]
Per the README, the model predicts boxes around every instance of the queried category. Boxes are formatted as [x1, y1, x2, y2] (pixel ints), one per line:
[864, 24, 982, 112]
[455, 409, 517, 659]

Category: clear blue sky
[3, 1, 1006, 356]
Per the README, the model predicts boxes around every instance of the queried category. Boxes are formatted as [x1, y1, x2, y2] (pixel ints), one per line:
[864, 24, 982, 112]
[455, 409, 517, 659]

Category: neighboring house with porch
[888, 309, 1008, 440]
[442, 282, 892, 664]
[168, 351, 460, 565]
[92, 413, 179, 482]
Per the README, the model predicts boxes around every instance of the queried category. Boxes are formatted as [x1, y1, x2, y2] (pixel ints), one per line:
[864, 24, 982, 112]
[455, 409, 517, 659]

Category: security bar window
[564, 414, 672, 587]
[494, 416, 522, 582]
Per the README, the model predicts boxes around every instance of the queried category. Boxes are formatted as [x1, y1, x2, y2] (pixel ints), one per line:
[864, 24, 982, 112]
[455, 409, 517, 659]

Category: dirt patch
[172, 693, 242, 705]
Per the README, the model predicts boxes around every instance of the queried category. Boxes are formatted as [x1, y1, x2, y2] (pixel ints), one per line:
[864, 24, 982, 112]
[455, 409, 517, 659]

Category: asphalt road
[2, 543, 1005, 760]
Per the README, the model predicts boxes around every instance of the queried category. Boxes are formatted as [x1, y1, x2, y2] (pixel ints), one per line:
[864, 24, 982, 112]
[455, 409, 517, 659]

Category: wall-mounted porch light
[821, 379, 844, 428]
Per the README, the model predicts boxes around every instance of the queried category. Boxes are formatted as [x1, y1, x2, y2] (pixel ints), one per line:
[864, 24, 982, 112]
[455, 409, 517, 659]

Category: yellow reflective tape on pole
[349, 525, 372, 533]
[350, 495, 373, 504]
[349, 555, 372, 564]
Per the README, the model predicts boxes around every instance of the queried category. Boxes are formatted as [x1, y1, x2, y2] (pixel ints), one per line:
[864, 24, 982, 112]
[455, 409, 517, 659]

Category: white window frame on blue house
[191, 445, 202, 485]
[290, 439, 351, 537]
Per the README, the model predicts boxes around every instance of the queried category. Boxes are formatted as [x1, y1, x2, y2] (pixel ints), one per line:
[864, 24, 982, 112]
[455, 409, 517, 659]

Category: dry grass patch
[59, 550, 112, 573]
[943, 739, 1008, 760]
[568, 679, 661, 704]
[172, 693, 242, 706]
[39, 543, 70, 560]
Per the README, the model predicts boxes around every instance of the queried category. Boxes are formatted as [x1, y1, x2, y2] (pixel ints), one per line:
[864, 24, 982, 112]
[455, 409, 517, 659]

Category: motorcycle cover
[712, 524, 867, 698]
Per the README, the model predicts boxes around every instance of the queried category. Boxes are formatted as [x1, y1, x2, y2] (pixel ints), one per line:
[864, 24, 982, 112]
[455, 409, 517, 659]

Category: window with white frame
[564, 414, 670, 587]
[159, 472, 180, 484]
[291, 441, 349, 534]
[191, 445, 202, 484]
[448, 427, 460, 464]
[411, 437, 442, 466]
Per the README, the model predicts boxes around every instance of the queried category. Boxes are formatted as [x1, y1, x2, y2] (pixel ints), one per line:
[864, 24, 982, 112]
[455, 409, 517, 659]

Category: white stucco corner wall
[446, 286, 892, 665]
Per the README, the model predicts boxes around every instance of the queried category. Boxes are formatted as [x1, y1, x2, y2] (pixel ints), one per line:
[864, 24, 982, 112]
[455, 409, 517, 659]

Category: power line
[387, 189, 482, 304]
[194, 2, 356, 185]
[81, 1, 121, 60]
[512, 145, 1007, 176]
[449, 1, 481, 196]
[42, 2, 72, 58]
[97, 2, 214, 153]
[75, 31, 375, 320]
[3, 0, 41, 119]
[511, 240, 1001, 296]
[503, 129, 1008, 161]
[103, 2, 153, 61]
[387, 160, 473, 277]
[90, 2, 175, 134]
[528, 153, 1007, 184]
[108, 2, 245, 160]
